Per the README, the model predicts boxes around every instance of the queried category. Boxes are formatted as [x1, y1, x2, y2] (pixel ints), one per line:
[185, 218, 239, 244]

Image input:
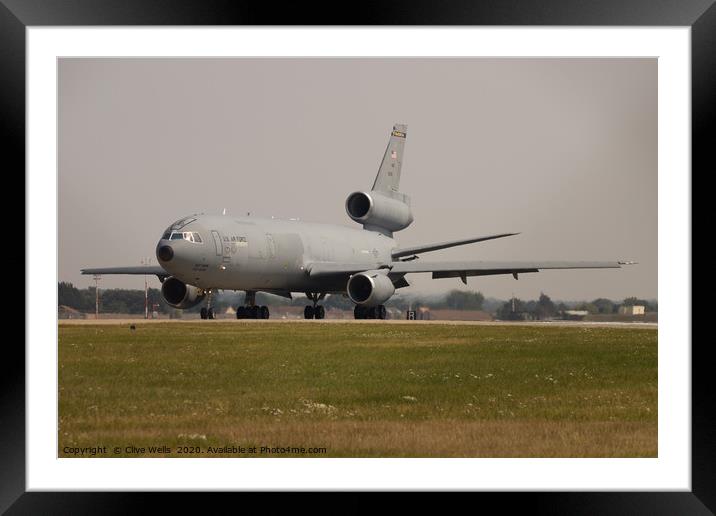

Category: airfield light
[92, 275, 101, 319]
[141, 257, 151, 319]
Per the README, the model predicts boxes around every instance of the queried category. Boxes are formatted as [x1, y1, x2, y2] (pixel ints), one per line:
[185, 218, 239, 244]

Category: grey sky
[59, 58, 656, 301]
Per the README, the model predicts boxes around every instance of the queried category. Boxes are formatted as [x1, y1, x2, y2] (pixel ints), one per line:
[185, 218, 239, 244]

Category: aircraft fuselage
[156, 214, 395, 293]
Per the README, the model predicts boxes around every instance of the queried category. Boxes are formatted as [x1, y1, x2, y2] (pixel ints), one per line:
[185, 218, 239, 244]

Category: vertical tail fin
[372, 124, 407, 196]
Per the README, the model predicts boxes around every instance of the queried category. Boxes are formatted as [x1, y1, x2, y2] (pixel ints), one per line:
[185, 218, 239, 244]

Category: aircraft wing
[308, 259, 626, 281]
[389, 260, 624, 283]
[81, 266, 170, 280]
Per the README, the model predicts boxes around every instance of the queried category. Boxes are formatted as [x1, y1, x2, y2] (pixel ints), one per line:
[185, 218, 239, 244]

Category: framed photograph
[7, 0, 709, 511]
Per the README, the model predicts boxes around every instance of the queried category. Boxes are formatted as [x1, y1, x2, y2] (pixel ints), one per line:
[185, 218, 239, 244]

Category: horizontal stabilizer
[392, 233, 519, 259]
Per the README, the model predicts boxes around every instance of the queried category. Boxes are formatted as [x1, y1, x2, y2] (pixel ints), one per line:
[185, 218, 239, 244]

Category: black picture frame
[5, 1, 708, 512]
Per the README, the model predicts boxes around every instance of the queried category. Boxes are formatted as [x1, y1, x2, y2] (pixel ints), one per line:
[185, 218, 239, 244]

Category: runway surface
[59, 318, 657, 329]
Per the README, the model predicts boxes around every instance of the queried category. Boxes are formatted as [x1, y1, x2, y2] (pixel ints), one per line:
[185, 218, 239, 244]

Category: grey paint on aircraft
[155, 214, 395, 293]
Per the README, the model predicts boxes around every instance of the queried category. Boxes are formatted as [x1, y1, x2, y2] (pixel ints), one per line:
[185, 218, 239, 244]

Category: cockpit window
[162, 215, 201, 240]
[168, 231, 203, 243]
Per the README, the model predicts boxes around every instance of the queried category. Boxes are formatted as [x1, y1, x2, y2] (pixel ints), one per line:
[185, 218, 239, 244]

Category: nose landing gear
[304, 292, 326, 319]
[200, 289, 216, 319]
[235, 290, 270, 320]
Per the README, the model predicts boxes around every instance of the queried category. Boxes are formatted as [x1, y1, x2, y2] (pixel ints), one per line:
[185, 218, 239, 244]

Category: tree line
[495, 294, 657, 321]
[59, 282, 169, 314]
[58, 282, 655, 316]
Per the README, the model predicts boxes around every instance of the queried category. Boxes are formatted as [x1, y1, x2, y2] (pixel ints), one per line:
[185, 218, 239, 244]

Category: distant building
[563, 310, 589, 321]
[619, 305, 645, 315]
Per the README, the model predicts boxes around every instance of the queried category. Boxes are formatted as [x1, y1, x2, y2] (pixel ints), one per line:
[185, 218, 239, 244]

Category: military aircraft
[82, 123, 631, 320]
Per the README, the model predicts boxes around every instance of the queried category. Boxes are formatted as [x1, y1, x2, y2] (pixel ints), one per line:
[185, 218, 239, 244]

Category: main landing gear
[304, 292, 326, 319]
[354, 305, 387, 320]
[200, 289, 215, 319]
[237, 305, 269, 319]
[236, 290, 270, 320]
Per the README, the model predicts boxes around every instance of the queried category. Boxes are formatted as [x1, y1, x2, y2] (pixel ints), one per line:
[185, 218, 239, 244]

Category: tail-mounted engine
[345, 191, 413, 235]
[161, 277, 206, 309]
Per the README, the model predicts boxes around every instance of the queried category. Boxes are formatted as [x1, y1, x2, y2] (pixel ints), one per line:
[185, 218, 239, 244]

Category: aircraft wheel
[260, 306, 270, 319]
[207, 308, 215, 320]
[236, 306, 246, 319]
[200, 307, 208, 320]
[304, 305, 315, 319]
[315, 305, 325, 320]
[353, 306, 364, 319]
[377, 305, 387, 320]
[250, 306, 260, 319]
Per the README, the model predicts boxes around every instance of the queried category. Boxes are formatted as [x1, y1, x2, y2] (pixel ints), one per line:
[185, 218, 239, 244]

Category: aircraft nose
[157, 244, 174, 262]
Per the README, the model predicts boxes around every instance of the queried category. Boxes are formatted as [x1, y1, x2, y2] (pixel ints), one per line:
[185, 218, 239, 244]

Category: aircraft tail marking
[372, 123, 407, 196]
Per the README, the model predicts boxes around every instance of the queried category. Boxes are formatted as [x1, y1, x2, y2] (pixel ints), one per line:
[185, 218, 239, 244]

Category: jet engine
[347, 270, 396, 307]
[161, 277, 206, 309]
[345, 191, 413, 233]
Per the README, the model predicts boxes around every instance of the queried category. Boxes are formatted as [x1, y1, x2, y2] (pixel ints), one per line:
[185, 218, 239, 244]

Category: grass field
[58, 322, 657, 457]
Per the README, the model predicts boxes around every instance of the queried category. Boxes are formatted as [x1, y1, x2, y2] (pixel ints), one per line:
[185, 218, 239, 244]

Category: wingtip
[618, 260, 638, 266]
